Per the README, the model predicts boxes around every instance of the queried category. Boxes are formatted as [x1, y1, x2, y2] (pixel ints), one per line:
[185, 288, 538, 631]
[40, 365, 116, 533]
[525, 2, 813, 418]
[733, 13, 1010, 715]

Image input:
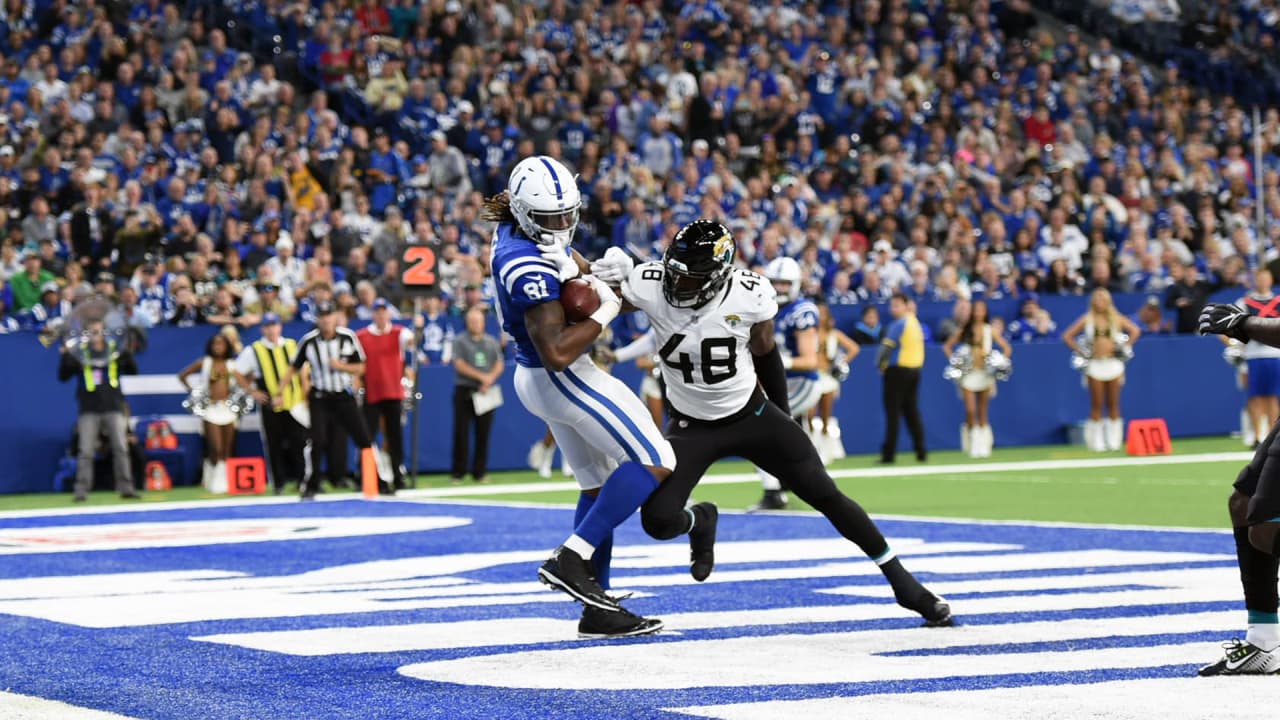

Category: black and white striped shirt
[293, 327, 366, 394]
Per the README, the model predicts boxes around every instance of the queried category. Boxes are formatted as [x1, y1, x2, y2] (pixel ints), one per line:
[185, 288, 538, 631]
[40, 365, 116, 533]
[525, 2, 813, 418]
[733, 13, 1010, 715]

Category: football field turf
[0, 436, 1262, 719]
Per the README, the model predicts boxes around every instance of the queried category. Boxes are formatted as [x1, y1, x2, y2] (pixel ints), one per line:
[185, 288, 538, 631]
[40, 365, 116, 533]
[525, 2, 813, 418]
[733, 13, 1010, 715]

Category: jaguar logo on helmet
[662, 220, 736, 309]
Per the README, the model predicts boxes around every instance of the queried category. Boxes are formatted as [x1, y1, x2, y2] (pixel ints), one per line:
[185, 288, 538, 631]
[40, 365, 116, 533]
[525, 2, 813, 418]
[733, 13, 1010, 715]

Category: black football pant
[363, 399, 405, 483]
[1235, 419, 1280, 523]
[452, 386, 494, 480]
[261, 408, 307, 491]
[882, 366, 926, 461]
[306, 391, 371, 493]
[641, 389, 890, 560]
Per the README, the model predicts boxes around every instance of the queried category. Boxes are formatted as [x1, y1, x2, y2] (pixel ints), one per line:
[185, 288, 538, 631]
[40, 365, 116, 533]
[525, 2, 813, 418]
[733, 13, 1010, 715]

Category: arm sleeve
[753, 342, 790, 415]
[613, 330, 656, 363]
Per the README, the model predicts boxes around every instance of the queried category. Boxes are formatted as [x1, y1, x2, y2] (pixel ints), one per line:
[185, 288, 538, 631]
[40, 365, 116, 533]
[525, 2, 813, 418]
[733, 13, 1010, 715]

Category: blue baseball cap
[261, 312, 282, 326]
[372, 298, 390, 310]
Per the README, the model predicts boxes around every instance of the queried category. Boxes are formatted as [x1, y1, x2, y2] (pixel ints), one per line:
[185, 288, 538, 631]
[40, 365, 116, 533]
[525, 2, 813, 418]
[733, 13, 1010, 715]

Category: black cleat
[913, 592, 954, 627]
[689, 502, 718, 582]
[538, 546, 621, 611]
[578, 605, 664, 639]
[747, 490, 788, 512]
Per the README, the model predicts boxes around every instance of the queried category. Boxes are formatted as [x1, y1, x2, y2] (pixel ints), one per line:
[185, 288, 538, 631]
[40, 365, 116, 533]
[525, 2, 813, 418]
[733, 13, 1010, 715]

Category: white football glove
[589, 247, 634, 284]
[539, 242, 580, 282]
[585, 274, 621, 327]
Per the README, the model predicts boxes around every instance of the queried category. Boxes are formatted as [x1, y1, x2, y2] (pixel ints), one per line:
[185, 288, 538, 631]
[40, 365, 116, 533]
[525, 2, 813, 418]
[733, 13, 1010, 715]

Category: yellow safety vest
[82, 342, 119, 392]
[253, 338, 302, 411]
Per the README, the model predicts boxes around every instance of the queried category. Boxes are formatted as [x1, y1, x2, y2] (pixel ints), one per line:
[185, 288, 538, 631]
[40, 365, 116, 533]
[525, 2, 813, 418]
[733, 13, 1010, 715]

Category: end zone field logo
[0, 501, 1249, 719]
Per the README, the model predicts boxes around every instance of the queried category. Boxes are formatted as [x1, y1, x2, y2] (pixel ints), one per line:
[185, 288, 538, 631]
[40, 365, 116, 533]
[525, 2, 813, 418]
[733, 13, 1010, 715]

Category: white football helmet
[507, 155, 581, 247]
[765, 256, 802, 302]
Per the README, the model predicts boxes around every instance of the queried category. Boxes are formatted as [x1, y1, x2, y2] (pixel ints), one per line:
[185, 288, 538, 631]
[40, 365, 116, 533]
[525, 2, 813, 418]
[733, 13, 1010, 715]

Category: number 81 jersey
[622, 261, 778, 421]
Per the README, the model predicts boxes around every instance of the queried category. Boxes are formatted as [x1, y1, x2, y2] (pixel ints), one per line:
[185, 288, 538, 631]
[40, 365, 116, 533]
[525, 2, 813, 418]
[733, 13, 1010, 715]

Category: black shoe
[578, 604, 664, 639]
[688, 502, 718, 582]
[747, 490, 787, 512]
[378, 480, 396, 496]
[876, 457, 896, 465]
[393, 477, 407, 490]
[911, 592, 954, 627]
[538, 546, 621, 611]
[119, 492, 142, 500]
[916, 452, 928, 462]
[300, 479, 317, 502]
[73, 494, 86, 503]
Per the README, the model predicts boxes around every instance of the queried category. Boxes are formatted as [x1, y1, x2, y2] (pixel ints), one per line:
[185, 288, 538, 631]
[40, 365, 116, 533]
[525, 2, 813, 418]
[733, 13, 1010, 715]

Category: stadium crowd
[0, 0, 1277, 349]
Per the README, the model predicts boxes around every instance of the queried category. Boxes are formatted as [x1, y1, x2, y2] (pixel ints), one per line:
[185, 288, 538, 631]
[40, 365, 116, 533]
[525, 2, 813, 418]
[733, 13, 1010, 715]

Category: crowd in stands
[0, 0, 1277, 352]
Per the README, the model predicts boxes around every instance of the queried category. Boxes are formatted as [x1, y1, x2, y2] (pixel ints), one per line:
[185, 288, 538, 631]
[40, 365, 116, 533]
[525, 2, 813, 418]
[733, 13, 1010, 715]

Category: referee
[877, 292, 927, 463]
[233, 312, 307, 494]
[275, 302, 389, 499]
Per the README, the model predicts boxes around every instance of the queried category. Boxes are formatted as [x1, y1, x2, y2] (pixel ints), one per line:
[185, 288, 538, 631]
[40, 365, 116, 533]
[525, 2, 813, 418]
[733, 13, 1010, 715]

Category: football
[560, 277, 601, 323]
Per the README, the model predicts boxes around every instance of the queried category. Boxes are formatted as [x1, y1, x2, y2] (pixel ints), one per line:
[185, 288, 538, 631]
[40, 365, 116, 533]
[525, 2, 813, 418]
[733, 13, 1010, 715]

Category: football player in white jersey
[487, 155, 679, 638]
[750, 256, 823, 511]
[602, 219, 952, 626]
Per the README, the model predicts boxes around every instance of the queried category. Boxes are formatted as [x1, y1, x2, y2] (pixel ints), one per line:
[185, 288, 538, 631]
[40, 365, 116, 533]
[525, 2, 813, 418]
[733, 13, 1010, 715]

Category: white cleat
[1199, 639, 1280, 676]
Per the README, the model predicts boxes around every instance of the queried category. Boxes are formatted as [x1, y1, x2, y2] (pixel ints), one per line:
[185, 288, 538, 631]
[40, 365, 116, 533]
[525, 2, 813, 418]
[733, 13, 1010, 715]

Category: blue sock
[574, 462, 658, 550]
[574, 492, 614, 589]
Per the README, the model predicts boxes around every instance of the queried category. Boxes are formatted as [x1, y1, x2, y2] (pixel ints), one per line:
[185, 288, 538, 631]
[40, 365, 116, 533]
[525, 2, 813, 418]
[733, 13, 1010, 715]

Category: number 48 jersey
[622, 262, 777, 421]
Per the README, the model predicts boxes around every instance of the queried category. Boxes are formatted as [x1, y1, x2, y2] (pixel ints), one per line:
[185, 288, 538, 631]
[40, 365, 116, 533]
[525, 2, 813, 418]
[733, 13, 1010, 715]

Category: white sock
[759, 470, 783, 492]
[1247, 623, 1280, 652]
[563, 534, 595, 559]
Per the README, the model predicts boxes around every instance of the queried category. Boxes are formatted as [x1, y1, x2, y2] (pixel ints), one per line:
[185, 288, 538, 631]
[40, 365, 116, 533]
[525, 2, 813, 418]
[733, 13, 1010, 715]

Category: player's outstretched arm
[526, 300, 607, 372]
[750, 319, 791, 415]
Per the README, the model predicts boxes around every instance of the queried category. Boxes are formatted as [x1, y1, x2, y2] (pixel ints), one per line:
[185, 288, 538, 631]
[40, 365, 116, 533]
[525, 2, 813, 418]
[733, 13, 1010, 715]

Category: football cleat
[538, 546, 621, 611]
[688, 502, 718, 582]
[748, 490, 788, 512]
[578, 605, 664, 639]
[903, 591, 954, 627]
[1199, 640, 1280, 676]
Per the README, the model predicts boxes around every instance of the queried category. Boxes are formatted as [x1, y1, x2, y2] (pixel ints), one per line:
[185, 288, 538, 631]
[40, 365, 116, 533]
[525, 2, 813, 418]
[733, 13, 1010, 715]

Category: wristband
[589, 299, 620, 328]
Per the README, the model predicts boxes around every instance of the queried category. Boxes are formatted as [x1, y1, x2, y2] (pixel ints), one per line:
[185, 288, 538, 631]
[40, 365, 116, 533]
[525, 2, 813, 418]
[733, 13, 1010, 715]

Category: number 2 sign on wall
[400, 245, 438, 296]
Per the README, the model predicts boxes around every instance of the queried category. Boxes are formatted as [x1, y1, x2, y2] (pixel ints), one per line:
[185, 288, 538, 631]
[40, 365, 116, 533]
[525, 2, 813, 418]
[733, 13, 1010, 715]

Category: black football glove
[1198, 303, 1251, 342]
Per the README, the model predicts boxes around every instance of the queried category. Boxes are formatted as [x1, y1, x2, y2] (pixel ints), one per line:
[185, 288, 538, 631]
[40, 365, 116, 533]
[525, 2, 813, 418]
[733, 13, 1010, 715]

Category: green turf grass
[0, 436, 1250, 526]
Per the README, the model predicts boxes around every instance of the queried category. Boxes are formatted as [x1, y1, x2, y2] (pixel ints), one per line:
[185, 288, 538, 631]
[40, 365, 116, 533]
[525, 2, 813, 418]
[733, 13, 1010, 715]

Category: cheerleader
[1063, 288, 1141, 452]
[813, 302, 859, 462]
[178, 328, 244, 492]
[942, 299, 1012, 458]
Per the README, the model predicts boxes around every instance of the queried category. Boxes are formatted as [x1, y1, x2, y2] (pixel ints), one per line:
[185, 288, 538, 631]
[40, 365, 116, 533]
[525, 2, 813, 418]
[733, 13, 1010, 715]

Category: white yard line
[0, 450, 1249, 521]
[393, 450, 1253, 498]
[0, 692, 138, 720]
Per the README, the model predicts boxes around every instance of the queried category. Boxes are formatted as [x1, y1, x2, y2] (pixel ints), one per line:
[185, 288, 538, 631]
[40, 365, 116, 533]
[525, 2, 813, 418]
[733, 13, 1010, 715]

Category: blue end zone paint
[0, 501, 1238, 720]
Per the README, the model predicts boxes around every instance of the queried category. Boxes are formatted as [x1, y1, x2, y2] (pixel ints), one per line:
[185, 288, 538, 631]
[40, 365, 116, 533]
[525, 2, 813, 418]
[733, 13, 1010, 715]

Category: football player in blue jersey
[483, 155, 679, 638]
[749, 256, 822, 511]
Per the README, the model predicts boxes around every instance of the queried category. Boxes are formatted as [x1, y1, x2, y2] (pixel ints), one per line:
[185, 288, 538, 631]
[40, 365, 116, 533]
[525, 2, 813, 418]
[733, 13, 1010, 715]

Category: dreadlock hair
[481, 191, 516, 223]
